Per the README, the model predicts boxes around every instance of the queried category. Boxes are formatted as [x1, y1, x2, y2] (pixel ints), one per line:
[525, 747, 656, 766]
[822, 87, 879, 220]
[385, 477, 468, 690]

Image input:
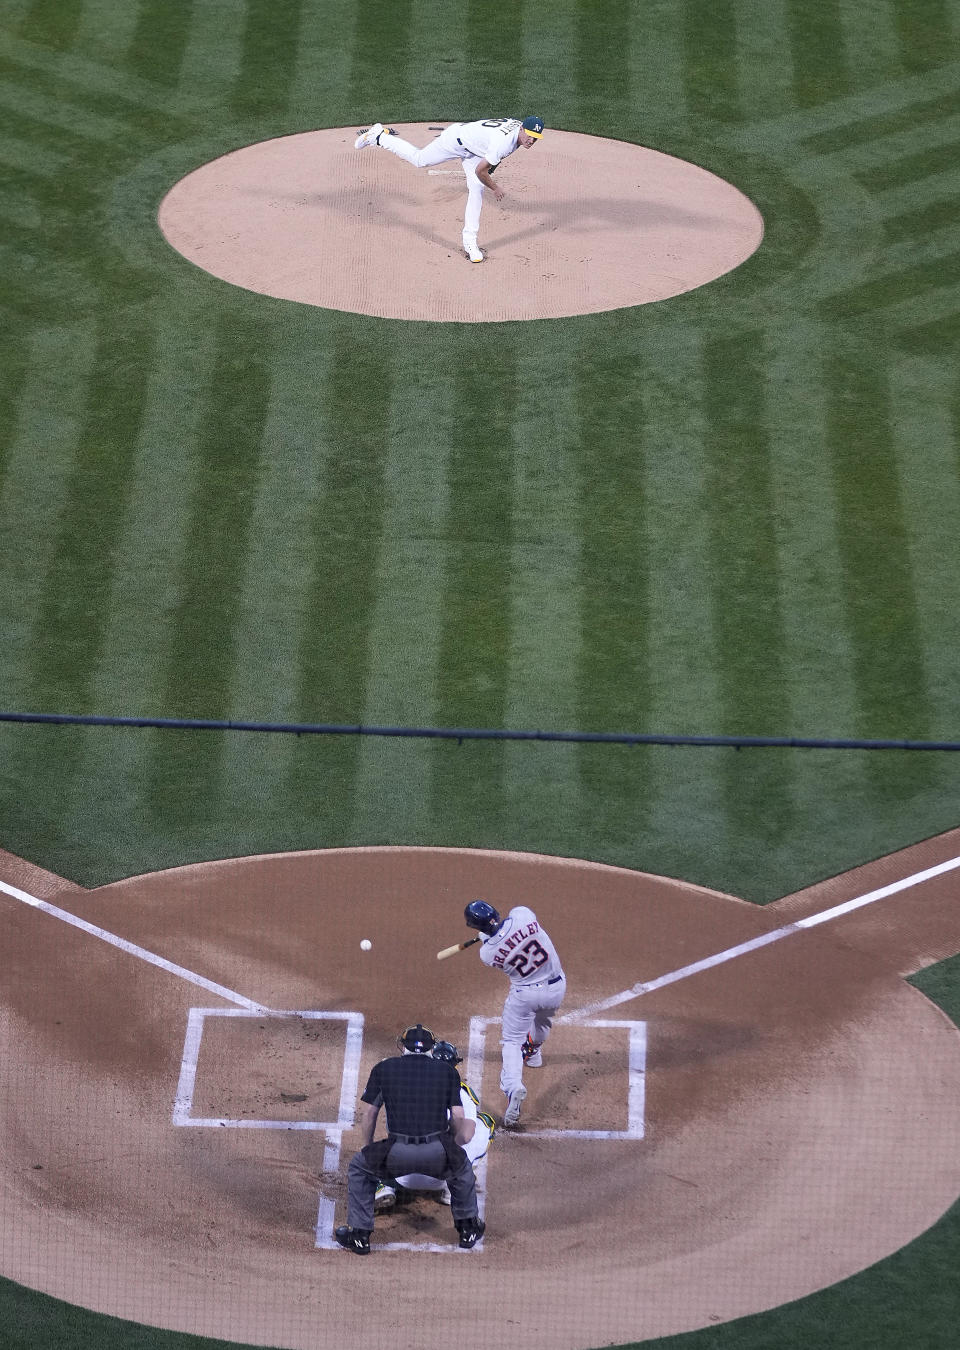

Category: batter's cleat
[521, 1034, 543, 1067]
[334, 1226, 371, 1255]
[354, 122, 386, 149]
[503, 1085, 527, 1127]
[374, 1181, 396, 1212]
[436, 1182, 452, 1206]
[466, 244, 484, 263]
[456, 1217, 485, 1250]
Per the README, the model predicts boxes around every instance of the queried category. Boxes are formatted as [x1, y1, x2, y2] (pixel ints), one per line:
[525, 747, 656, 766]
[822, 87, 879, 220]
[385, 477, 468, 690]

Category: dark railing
[1, 709, 958, 750]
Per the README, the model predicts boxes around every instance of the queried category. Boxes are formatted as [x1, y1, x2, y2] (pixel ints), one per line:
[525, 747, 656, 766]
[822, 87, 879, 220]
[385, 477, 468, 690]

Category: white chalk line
[562, 852, 960, 1023]
[0, 877, 373, 1248]
[0, 877, 264, 1010]
[359, 1014, 647, 1254]
[14, 851, 947, 1250]
[467, 1015, 646, 1140]
[0, 875, 471, 1251]
[173, 1008, 364, 1131]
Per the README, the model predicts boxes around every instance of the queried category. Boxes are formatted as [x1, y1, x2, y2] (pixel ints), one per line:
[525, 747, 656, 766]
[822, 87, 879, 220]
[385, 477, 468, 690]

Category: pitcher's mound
[158, 124, 764, 322]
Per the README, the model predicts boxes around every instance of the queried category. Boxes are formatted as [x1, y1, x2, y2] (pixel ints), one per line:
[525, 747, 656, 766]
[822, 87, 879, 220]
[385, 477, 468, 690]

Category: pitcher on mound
[354, 115, 545, 262]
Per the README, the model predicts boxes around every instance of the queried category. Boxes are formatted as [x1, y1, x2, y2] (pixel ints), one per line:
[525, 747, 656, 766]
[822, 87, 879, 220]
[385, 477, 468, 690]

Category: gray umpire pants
[347, 1133, 479, 1230]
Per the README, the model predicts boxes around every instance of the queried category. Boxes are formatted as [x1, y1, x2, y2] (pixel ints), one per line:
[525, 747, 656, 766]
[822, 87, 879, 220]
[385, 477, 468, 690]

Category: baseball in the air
[360, 939, 372, 951]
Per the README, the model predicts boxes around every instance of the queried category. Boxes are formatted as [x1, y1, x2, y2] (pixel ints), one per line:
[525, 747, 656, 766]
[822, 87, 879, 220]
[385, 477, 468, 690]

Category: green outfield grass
[2, 0, 960, 1346]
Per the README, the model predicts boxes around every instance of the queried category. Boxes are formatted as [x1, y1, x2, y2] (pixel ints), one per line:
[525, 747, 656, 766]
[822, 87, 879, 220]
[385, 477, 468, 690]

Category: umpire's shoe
[456, 1217, 485, 1250]
[335, 1226, 371, 1255]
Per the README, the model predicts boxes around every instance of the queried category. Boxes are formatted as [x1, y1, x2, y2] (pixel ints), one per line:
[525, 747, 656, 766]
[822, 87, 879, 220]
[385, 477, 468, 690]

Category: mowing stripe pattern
[3, 1, 960, 1345]
[0, 6, 959, 910]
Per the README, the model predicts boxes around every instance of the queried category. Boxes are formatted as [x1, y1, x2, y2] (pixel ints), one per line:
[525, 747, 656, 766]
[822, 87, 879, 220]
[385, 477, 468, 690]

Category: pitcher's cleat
[354, 122, 385, 149]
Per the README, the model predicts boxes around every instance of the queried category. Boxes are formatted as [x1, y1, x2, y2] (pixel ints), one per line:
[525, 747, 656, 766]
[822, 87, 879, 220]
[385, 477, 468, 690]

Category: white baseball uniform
[394, 1082, 493, 1191]
[376, 117, 527, 253]
[478, 905, 566, 1097]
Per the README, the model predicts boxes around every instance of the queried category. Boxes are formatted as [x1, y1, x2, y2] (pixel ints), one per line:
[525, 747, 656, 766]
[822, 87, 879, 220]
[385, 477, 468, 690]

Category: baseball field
[2, 0, 960, 1346]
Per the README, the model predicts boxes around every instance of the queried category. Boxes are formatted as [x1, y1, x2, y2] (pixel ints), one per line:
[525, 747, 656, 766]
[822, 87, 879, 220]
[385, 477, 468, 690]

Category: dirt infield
[157, 125, 764, 321]
[2, 838, 960, 1350]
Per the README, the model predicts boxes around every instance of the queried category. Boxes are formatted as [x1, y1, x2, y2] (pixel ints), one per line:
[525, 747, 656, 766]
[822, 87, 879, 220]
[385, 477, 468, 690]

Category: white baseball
[360, 939, 372, 951]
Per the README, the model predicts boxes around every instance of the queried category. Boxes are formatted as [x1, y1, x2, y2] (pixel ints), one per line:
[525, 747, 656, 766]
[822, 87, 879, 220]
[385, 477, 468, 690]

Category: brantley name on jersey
[485, 919, 542, 969]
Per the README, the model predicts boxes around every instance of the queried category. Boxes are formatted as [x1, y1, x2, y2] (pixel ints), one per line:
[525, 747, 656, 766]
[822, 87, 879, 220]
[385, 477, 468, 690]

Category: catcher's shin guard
[477, 1110, 496, 1139]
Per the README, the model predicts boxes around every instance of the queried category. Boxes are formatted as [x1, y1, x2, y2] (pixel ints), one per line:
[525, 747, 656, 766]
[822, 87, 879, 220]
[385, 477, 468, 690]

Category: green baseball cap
[521, 115, 544, 137]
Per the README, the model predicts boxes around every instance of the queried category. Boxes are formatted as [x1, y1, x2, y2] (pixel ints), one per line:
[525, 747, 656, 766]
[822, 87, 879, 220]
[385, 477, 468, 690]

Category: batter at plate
[464, 900, 566, 1127]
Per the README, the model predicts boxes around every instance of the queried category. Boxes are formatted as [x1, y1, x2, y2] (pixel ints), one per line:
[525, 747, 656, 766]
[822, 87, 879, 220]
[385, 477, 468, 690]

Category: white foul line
[0, 877, 264, 1010]
[0, 877, 377, 1249]
[562, 852, 960, 1023]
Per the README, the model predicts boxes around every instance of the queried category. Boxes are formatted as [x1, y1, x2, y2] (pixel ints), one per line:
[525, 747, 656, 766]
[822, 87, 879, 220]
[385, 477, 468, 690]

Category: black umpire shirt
[361, 1055, 461, 1136]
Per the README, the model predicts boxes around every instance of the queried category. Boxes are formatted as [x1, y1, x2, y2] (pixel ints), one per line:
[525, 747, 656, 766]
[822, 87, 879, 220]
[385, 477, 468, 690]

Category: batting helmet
[432, 1040, 463, 1065]
[397, 1023, 436, 1054]
[464, 900, 502, 936]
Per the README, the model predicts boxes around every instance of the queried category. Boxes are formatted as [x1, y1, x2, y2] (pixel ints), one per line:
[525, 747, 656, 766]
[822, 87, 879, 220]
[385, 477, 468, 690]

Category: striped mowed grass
[1, 1, 960, 1347]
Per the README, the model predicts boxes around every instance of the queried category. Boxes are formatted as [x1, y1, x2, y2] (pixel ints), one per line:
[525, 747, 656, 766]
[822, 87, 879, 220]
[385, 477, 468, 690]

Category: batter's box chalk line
[467, 1015, 647, 1141]
[171, 1007, 645, 1254]
[172, 1008, 364, 1130]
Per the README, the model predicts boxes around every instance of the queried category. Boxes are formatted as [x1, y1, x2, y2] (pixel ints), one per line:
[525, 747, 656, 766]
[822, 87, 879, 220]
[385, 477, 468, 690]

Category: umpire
[335, 1023, 486, 1255]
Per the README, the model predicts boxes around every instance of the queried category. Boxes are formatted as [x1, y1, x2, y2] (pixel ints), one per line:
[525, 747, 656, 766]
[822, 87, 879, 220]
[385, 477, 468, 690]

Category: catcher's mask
[397, 1023, 436, 1054]
[464, 899, 502, 936]
[432, 1039, 463, 1066]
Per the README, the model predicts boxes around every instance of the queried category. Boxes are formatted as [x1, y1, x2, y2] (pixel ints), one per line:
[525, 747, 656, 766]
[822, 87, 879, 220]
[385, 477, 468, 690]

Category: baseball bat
[437, 936, 481, 961]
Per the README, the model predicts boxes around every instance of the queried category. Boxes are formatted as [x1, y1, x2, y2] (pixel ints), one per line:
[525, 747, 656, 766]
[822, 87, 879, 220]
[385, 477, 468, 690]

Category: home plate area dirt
[2, 839, 960, 1350]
